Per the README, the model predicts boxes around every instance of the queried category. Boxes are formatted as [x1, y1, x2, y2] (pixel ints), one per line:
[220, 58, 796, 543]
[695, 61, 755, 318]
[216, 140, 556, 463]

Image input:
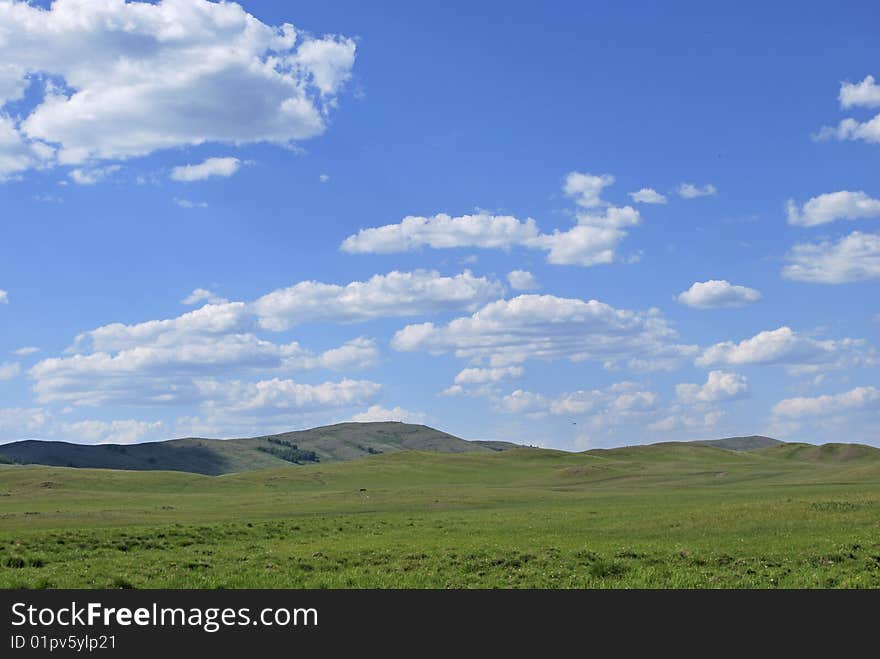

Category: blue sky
[1, 0, 878, 448]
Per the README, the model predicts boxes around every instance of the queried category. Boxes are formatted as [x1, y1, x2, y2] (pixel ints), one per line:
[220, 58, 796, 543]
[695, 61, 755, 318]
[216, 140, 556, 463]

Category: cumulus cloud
[68, 165, 120, 185]
[253, 270, 503, 331]
[0, 407, 49, 441]
[454, 366, 523, 385]
[697, 326, 876, 374]
[772, 386, 880, 418]
[507, 270, 539, 291]
[0, 289, 7, 303]
[199, 377, 381, 415]
[676, 370, 748, 404]
[628, 188, 667, 204]
[341, 172, 644, 267]
[350, 405, 427, 424]
[181, 288, 228, 305]
[0, 0, 355, 175]
[171, 157, 241, 182]
[676, 280, 762, 308]
[29, 269, 498, 406]
[341, 207, 641, 268]
[783, 231, 880, 283]
[13, 347, 39, 356]
[392, 294, 695, 370]
[677, 182, 717, 199]
[840, 75, 880, 109]
[815, 74, 880, 145]
[786, 191, 880, 227]
[563, 171, 615, 208]
[0, 362, 20, 380]
[60, 418, 165, 445]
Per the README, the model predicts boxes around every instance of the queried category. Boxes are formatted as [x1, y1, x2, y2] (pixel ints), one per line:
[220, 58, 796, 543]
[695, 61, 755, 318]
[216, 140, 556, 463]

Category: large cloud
[392, 294, 695, 370]
[772, 386, 880, 418]
[782, 231, 880, 283]
[30, 270, 497, 406]
[697, 326, 876, 374]
[676, 280, 762, 309]
[340, 172, 643, 267]
[254, 270, 503, 331]
[0, 0, 355, 176]
[786, 191, 880, 227]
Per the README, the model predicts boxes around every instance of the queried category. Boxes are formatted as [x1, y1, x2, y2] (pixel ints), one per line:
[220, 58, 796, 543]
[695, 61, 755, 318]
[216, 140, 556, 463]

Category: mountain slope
[0, 422, 505, 475]
[691, 435, 783, 451]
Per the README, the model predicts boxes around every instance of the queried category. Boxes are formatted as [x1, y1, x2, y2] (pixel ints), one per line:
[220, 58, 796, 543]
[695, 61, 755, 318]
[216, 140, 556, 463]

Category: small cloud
[181, 288, 228, 305]
[507, 270, 539, 291]
[0, 362, 21, 380]
[33, 194, 63, 203]
[629, 188, 667, 204]
[677, 182, 717, 199]
[0, 289, 7, 304]
[174, 197, 208, 209]
[350, 405, 427, 424]
[170, 157, 241, 182]
[69, 165, 121, 185]
[13, 346, 40, 356]
[319, 173, 330, 183]
[676, 280, 762, 308]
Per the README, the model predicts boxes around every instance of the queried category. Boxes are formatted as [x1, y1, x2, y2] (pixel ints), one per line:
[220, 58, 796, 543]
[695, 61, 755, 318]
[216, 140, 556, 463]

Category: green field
[1, 442, 879, 589]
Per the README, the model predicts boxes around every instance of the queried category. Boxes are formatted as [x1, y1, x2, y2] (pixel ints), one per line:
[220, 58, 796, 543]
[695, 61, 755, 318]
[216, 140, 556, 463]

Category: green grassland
[1, 442, 879, 588]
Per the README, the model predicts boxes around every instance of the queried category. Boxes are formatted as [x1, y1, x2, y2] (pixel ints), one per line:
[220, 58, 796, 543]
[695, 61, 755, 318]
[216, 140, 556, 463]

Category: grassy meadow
[1, 442, 879, 588]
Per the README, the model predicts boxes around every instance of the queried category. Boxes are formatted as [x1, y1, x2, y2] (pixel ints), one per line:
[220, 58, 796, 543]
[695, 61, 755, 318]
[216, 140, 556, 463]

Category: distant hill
[691, 435, 784, 451]
[0, 422, 517, 476]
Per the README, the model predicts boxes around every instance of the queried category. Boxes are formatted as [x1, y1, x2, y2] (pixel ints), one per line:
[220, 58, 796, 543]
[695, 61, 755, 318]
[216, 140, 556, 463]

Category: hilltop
[0, 422, 514, 476]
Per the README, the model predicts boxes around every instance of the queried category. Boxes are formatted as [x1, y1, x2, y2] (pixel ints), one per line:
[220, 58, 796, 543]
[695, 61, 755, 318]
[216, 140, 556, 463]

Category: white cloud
[392, 294, 695, 370]
[677, 182, 717, 199]
[181, 288, 227, 305]
[341, 172, 644, 267]
[815, 116, 880, 144]
[647, 409, 725, 434]
[341, 212, 542, 254]
[0, 114, 52, 180]
[0, 362, 20, 380]
[29, 268, 498, 407]
[499, 389, 549, 414]
[0, 289, 7, 303]
[319, 173, 330, 183]
[341, 207, 641, 268]
[786, 191, 880, 227]
[13, 346, 39, 356]
[676, 280, 762, 309]
[60, 419, 165, 445]
[201, 377, 381, 414]
[174, 197, 208, 209]
[563, 171, 615, 208]
[350, 405, 427, 424]
[629, 188, 667, 204]
[170, 157, 241, 182]
[814, 75, 880, 145]
[253, 270, 503, 331]
[840, 75, 880, 109]
[697, 326, 876, 374]
[676, 370, 748, 403]
[783, 231, 880, 283]
[454, 366, 523, 385]
[68, 165, 120, 185]
[1, 0, 355, 172]
[0, 407, 49, 441]
[506, 270, 539, 291]
[772, 386, 880, 418]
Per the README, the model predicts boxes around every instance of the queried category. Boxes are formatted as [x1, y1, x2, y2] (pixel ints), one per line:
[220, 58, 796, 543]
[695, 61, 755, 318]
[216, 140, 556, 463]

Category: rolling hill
[0, 422, 515, 475]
